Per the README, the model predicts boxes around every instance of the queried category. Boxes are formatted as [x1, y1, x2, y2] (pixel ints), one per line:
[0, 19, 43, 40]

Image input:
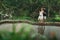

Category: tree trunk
[48, 5, 50, 18]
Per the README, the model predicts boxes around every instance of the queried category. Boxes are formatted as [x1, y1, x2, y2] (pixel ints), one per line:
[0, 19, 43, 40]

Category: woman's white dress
[38, 11, 44, 20]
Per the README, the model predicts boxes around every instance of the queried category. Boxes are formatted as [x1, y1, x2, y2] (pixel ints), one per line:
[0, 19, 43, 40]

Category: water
[0, 23, 60, 40]
[44, 26, 60, 40]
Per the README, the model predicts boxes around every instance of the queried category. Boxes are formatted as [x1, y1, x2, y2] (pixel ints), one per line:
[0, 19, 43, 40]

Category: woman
[38, 8, 45, 23]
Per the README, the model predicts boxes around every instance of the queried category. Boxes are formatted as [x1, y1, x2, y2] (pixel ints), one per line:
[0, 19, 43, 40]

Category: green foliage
[0, 0, 60, 21]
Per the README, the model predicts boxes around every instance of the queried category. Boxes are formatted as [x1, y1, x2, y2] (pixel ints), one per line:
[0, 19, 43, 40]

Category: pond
[0, 23, 60, 40]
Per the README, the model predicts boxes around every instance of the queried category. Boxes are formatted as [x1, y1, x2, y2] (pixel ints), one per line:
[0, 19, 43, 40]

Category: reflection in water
[0, 23, 60, 40]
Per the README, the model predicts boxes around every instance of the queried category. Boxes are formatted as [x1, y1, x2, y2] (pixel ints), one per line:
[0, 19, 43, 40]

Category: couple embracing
[38, 7, 46, 23]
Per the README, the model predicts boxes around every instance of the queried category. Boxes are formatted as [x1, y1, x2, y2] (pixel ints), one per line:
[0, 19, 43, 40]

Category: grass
[1, 15, 60, 22]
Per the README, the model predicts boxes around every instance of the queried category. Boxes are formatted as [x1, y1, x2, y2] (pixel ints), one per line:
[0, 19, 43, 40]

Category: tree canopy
[0, 0, 60, 21]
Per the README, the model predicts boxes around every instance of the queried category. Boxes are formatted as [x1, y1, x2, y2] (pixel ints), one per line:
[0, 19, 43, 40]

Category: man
[43, 8, 46, 22]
